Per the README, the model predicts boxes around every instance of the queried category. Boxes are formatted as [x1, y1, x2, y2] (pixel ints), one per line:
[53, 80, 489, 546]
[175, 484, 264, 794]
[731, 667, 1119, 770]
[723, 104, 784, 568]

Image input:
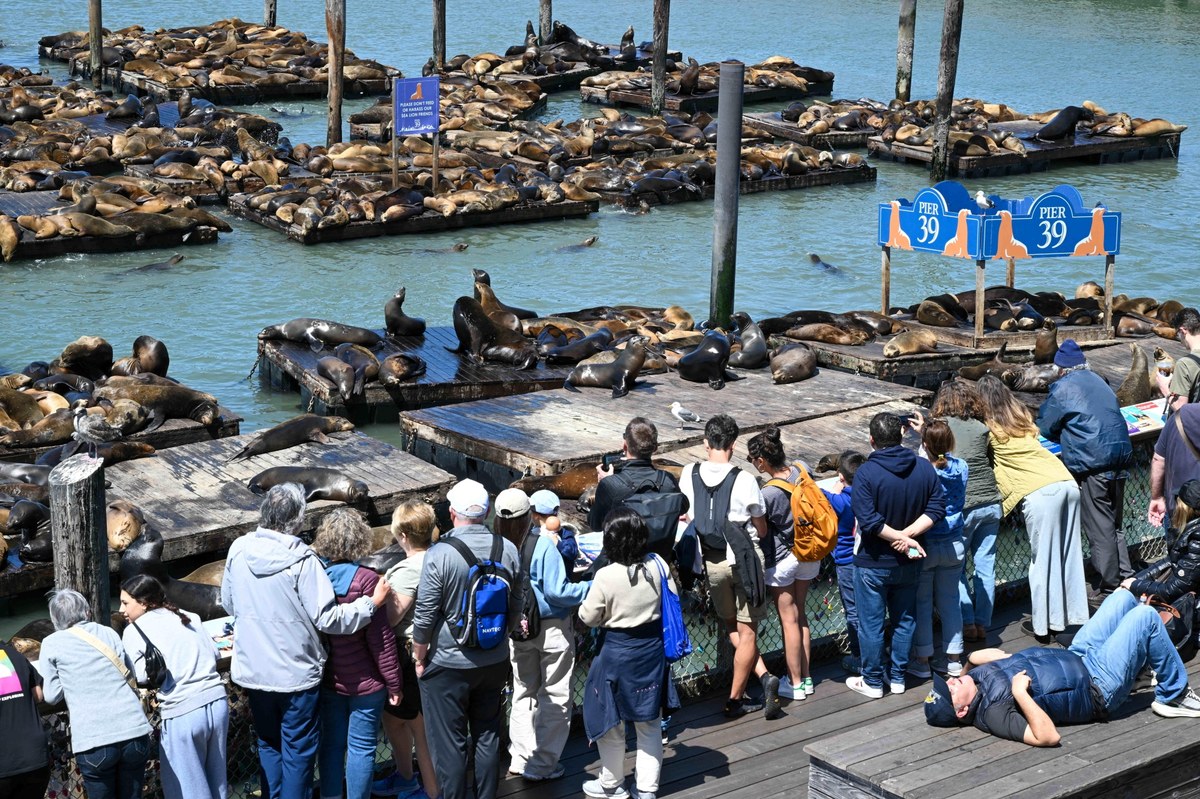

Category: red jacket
[323, 563, 401, 696]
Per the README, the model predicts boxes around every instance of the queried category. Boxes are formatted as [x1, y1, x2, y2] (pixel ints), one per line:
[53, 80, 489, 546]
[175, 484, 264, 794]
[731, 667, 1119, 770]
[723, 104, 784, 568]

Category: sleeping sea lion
[317, 357, 357, 403]
[916, 299, 961, 328]
[229, 415, 355, 462]
[544, 328, 615, 364]
[379, 354, 428, 386]
[769, 343, 816, 384]
[247, 466, 369, 502]
[258, 318, 383, 352]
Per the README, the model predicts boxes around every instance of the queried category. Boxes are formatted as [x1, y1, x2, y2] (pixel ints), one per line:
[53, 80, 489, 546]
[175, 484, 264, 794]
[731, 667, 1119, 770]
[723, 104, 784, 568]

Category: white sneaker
[583, 779, 630, 799]
[1152, 688, 1200, 718]
[845, 676, 883, 699]
[778, 679, 805, 700]
[946, 660, 963, 678]
[889, 681, 906, 695]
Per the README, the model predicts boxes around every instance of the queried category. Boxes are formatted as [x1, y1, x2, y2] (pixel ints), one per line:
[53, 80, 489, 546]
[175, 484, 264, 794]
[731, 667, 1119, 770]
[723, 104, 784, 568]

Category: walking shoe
[906, 660, 932, 679]
[841, 655, 862, 675]
[945, 660, 963, 678]
[583, 779, 630, 799]
[802, 677, 815, 696]
[889, 680, 906, 695]
[630, 789, 656, 799]
[845, 676, 883, 699]
[661, 715, 672, 744]
[761, 673, 784, 719]
[522, 765, 565, 782]
[1020, 620, 1052, 644]
[373, 773, 420, 797]
[778, 678, 805, 700]
[1152, 688, 1200, 718]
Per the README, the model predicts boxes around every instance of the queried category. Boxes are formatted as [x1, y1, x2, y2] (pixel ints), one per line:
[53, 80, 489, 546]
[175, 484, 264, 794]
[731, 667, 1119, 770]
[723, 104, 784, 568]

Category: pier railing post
[651, 0, 670, 115]
[709, 60, 744, 330]
[50, 455, 109, 623]
[929, 0, 964, 182]
[326, 0, 346, 147]
[896, 0, 916, 101]
[433, 0, 446, 70]
[539, 0, 552, 46]
[88, 0, 103, 89]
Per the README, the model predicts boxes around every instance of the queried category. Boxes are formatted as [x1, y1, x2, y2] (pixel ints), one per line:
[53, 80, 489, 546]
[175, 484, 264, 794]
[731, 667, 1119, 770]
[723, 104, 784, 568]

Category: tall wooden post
[929, 0, 964, 182]
[432, 0, 446, 70]
[881, 247, 892, 315]
[88, 0, 103, 89]
[326, 0, 345, 147]
[709, 60, 744, 330]
[264, 0, 277, 27]
[1005, 255, 1015, 287]
[50, 456, 109, 623]
[1104, 254, 1116, 339]
[539, 0, 552, 45]
[973, 259, 986, 347]
[650, 0, 670, 115]
[896, 0, 917, 101]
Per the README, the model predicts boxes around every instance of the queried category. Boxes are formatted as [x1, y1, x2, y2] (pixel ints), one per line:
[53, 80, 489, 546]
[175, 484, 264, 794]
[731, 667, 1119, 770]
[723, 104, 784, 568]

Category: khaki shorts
[704, 547, 767, 625]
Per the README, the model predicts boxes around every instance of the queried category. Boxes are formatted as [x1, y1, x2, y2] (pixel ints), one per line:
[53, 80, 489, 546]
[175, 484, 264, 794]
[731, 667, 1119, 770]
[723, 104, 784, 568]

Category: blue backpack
[444, 535, 514, 650]
[654, 555, 692, 663]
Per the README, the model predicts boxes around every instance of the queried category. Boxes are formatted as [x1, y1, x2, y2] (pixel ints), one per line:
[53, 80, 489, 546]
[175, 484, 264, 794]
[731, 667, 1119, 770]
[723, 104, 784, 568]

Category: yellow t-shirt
[989, 431, 1073, 516]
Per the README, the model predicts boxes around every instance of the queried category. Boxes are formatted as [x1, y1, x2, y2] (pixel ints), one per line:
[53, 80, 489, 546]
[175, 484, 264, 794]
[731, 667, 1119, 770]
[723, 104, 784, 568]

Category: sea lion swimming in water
[807, 253, 840, 273]
[384, 287, 427, 337]
[127, 254, 184, 273]
[247, 466, 369, 503]
[555, 235, 599, 252]
[230, 415, 355, 462]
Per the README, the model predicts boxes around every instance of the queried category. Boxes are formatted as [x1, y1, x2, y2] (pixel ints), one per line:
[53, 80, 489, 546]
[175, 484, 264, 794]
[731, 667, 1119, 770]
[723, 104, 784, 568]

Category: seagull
[72, 407, 123, 458]
[669, 401, 704, 428]
[974, 190, 995, 211]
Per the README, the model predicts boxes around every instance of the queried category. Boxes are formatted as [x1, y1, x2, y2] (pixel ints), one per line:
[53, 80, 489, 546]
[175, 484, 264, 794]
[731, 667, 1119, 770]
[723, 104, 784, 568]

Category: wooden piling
[433, 0, 446, 70]
[929, 0, 965, 181]
[88, 0, 103, 90]
[1005, 255, 1015, 287]
[881, 246, 892, 315]
[539, 0, 552, 45]
[264, 0, 277, 27]
[326, 0, 346, 147]
[709, 60, 744, 329]
[50, 455, 109, 622]
[651, 0, 671, 115]
[896, 0, 917, 101]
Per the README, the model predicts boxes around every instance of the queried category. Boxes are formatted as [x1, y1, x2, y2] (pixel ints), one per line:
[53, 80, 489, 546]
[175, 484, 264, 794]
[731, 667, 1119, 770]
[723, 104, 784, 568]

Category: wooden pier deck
[745, 111, 873, 149]
[579, 79, 834, 113]
[0, 431, 454, 596]
[0, 407, 242, 464]
[399, 368, 929, 492]
[596, 165, 876, 208]
[258, 326, 575, 423]
[868, 120, 1183, 178]
[348, 95, 549, 143]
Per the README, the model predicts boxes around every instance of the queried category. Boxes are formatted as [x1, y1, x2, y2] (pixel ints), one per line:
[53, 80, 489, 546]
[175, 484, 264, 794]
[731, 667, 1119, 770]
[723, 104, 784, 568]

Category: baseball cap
[1053, 339, 1086, 369]
[924, 674, 965, 727]
[529, 489, 561, 515]
[494, 488, 531, 518]
[447, 479, 489, 517]
[1178, 479, 1200, 510]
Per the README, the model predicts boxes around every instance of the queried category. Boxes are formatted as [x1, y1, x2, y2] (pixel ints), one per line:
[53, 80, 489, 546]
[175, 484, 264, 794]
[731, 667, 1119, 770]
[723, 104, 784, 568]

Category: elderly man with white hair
[221, 483, 391, 799]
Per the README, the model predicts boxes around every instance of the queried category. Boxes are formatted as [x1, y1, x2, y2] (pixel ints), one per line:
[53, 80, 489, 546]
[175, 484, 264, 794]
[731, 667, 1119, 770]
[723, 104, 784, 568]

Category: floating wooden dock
[893, 317, 1120, 350]
[0, 431, 454, 597]
[579, 79, 834, 113]
[399, 367, 929, 492]
[121, 163, 316, 205]
[0, 407, 242, 464]
[228, 193, 598, 244]
[347, 95, 549, 143]
[596, 165, 876, 208]
[257, 326, 575, 423]
[868, 120, 1183, 178]
[494, 64, 602, 92]
[744, 111, 872, 149]
[0, 190, 220, 261]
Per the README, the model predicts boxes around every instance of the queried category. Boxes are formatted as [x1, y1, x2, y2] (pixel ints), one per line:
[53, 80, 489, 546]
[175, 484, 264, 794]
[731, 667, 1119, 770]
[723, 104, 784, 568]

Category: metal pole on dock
[881, 246, 892, 315]
[896, 0, 917, 101]
[650, 0, 671, 115]
[264, 0, 277, 27]
[973, 258, 986, 347]
[929, 0, 965, 182]
[1104, 254, 1116, 339]
[539, 0, 552, 45]
[709, 60, 744, 330]
[326, 0, 346, 147]
[88, 0, 103, 90]
[433, 0, 446, 70]
[50, 456, 109, 623]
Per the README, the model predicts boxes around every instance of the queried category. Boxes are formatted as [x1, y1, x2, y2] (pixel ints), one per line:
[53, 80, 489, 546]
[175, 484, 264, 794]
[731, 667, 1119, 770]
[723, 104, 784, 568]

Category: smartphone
[602, 453, 622, 467]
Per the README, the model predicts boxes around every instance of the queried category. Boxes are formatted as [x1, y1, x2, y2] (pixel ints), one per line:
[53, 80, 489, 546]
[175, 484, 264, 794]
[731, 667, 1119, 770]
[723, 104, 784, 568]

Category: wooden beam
[881, 246, 892, 315]
[651, 0, 671, 115]
[896, 0, 917, 102]
[264, 0, 277, 27]
[974, 258, 986, 347]
[539, 0, 552, 46]
[326, 0, 346, 147]
[929, 0, 965, 182]
[433, 0, 446, 70]
[88, 0, 103, 90]
[709, 60, 744, 329]
[1105, 254, 1116, 339]
[50, 455, 109, 622]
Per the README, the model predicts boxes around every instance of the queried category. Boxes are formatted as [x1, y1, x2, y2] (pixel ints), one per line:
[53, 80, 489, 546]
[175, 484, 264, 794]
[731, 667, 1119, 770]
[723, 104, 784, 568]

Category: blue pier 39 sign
[877, 182, 983, 259]
[393, 77, 440, 135]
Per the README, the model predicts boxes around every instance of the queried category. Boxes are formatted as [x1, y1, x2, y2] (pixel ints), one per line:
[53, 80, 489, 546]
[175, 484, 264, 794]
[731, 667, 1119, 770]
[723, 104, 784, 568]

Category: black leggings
[0, 765, 51, 799]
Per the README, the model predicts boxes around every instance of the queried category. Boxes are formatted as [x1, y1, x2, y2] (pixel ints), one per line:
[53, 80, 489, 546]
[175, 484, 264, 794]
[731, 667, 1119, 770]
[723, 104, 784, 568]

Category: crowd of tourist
[9, 322, 1200, 797]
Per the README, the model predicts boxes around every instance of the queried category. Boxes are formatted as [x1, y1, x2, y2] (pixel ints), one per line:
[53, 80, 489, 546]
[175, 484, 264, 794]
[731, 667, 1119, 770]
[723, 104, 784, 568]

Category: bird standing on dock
[72, 407, 123, 458]
[974, 190, 995, 211]
[670, 401, 704, 428]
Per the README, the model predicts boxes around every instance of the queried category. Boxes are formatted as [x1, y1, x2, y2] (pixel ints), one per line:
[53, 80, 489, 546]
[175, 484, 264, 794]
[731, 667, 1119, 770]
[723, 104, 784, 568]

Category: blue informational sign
[393, 77, 440, 136]
[876, 181, 982, 260]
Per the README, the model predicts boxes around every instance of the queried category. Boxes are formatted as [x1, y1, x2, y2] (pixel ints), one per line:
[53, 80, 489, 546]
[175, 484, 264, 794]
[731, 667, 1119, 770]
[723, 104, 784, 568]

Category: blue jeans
[855, 563, 920, 690]
[75, 734, 150, 799]
[914, 536, 966, 658]
[835, 564, 860, 658]
[958, 503, 1001, 627]
[1069, 590, 1190, 709]
[318, 688, 386, 799]
[246, 686, 320, 799]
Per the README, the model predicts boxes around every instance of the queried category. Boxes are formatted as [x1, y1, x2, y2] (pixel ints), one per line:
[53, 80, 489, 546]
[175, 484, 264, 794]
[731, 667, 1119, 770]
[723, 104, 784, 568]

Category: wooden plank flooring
[579, 80, 834, 113]
[745, 111, 872, 149]
[400, 368, 930, 477]
[594, 165, 876, 208]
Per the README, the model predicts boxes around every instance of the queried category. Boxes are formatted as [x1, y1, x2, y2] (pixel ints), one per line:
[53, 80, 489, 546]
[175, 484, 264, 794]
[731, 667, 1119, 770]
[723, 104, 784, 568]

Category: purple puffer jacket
[323, 563, 401, 696]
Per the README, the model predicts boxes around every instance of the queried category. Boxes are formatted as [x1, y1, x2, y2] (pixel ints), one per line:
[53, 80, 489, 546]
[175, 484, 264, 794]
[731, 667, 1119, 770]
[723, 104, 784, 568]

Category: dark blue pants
[246, 686, 320, 799]
[75, 734, 150, 799]
[855, 563, 920, 690]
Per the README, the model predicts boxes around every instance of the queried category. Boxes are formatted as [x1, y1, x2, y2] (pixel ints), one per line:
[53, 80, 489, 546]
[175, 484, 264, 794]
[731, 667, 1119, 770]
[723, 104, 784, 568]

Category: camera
[601, 453, 622, 467]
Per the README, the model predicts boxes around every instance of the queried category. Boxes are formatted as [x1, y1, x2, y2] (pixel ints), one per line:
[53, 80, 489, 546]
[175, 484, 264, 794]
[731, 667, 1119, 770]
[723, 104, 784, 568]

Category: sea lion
[1075, 281, 1104, 299]
[1033, 105, 1094, 141]
[784, 323, 868, 346]
[317, 356, 358, 403]
[884, 329, 940, 359]
[258, 318, 383, 353]
[0, 482, 49, 503]
[727, 312, 769, 369]
[230, 415, 355, 462]
[544, 328, 615, 364]
[916, 299, 961, 328]
[565, 335, 650, 398]
[106, 499, 145, 552]
[379, 354, 427, 386]
[448, 296, 538, 369]
[384, 287, 427, 337]
[0, 387, 44, 426]
[1158, 300, 1184, 326]
[677, 330, 740, 390]
[1115, 312, 1157, 338]
[131, 335, 169, 376]
[53, 336, 113, 380]
[474, 280, 538, 323]
[35, 440, 156, 468]
[807, 253, 840, 273]
[769, 343, 817, 384]
[0, 409, 75, 448]
[1115, 344, 1152, 407]
[180, 560, 226, 587]
[93, 383, 219, 426]
[556, 235, 599, 252]
[8, 618, 54, 659]
[471, 269, 537, 320]
[118, 524, 225, 620]
[335, 343, 380, 396]
[129, 254, 185, 273]
[247, 466, 369, 503]
[957, 342, 1013, 380]
[1032, 325, 1059, 365]
[509, 463, 601, 500]
[1002, 364, 1063, 393]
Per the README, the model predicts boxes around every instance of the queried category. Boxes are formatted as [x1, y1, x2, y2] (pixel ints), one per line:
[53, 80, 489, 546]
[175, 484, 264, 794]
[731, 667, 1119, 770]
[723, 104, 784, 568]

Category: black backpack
[614, 470, 689, 552]
[510, 531, 542, 643]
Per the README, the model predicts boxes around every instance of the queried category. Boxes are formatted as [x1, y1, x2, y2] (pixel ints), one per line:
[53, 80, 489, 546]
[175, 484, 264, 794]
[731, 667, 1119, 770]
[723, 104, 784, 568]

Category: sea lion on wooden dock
[769, 343, 816, 384]
[118, 524, 224, 620]
[35, 440, 155, 467]
[106, 499, 145, 552]
[94, 383, 219, 426]
[1157, 300, 1184, 325]
[1116, 344, 1152, 407]
[471, 269, 538, 320]
[881, 329, 938, 359]
[1075, 281, 1104, 299]
[0, 409, 74, 448]
[317, 356, 358, 403]
[53, 335, 113, 380]
[335, 343, 381, 396]
[247, 466, 369, 503]
[916, 299, 962, 328]
[677, 330, 740, 390]
[1032, 105, 1094, 141]
[384, 287, 427, 337]
[230, 415, 354, 462]
[785, 323, 869, 346]
[379, 354, 427, 386]
[1033, 325, 1059, 365]
[728, 312, 769, 369]
[8, 618, 54, 660]
[449, 296, 538, 370]
[1002, 364, 1063, 393]
[957, 342, 1013, 380]
[258, 318, 383, 352]
[565, 335, 650, 398]
[545, 328, 615, 364]
[180, 560, 226, 587]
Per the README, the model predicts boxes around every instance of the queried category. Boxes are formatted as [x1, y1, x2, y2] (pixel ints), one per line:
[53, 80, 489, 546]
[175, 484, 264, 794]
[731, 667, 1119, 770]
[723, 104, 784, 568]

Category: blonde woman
[976, 375, 1088, 640]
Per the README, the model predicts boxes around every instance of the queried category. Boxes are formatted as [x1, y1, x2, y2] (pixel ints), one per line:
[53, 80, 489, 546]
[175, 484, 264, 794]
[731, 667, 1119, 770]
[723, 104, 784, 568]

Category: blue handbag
[655, 555, 692, 663]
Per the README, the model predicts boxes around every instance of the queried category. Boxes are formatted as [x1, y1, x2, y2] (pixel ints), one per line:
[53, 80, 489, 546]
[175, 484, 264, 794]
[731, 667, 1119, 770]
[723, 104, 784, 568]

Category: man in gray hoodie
[221, 483, 390, 799]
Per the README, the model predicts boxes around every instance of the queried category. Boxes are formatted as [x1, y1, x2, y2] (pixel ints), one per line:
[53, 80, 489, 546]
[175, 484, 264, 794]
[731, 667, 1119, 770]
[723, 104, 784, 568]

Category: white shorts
[764, 552, 820, 587]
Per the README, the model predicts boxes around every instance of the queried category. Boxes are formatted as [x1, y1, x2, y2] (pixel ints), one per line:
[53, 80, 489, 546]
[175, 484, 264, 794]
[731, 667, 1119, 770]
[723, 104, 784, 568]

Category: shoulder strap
[444, 536, 480, 569]
[489, 531, 504, 565]
[519, 531, 540, 570]
[67, 626, 138, 694]
[1175, 414, 1200, 461]
[765, 478, 794, 494]
[131, 621, 156, 650]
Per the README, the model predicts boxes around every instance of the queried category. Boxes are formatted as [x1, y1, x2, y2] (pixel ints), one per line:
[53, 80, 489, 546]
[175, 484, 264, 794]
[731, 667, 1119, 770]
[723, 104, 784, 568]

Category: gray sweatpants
[1021, 480, 1090, 636]
[160, 698, 230, 799]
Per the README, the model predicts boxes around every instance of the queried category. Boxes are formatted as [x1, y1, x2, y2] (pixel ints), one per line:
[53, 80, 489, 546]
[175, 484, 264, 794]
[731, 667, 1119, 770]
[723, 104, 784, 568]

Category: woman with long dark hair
[120, 574, 228, 799]
[580, 508, 680, 799]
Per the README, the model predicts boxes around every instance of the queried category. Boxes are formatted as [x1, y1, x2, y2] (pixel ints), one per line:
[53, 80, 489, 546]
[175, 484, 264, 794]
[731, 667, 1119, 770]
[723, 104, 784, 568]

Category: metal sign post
[394, 77, 441, 193]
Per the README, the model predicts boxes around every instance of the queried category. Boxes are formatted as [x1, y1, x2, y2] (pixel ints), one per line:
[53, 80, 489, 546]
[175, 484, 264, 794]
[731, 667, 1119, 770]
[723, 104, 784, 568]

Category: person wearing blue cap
[924, 589, 1200, 744]
[529, 489, 580, 574]
[1037, 338, 1135, 604]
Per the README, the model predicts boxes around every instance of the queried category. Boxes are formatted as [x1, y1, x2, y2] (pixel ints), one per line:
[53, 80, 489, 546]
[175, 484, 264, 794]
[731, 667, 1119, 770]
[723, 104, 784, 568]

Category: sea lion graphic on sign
[992, 211, 1031, 259]
[885, 201, 912, 249]
[942, 209, 972, 258]
[1072, 207, 1109, 256]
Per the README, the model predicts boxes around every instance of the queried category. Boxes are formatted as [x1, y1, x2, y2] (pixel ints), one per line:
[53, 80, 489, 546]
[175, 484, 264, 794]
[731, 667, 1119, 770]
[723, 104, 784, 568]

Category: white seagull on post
[670, 401, 704, 428]
[974, 190, 995, 211]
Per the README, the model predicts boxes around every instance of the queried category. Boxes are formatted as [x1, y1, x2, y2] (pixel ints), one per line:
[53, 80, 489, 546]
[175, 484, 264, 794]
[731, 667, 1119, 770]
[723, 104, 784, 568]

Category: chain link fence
[38, 441, 1166, 799]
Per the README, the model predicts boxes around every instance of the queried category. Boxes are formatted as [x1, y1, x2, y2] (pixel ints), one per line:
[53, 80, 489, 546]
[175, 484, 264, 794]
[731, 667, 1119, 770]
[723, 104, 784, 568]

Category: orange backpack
[766, 462, 838, 563]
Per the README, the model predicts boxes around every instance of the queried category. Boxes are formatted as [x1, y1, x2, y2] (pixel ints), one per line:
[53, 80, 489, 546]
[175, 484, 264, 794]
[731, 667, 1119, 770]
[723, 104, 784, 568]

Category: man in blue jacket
[1037, 340, 1134, 601]
[925, 589, 1200, 744]
[847, 413, 945, 700]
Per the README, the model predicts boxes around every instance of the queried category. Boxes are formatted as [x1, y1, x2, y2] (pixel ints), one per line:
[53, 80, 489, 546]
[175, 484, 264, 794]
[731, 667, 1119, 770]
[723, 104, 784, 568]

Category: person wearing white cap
[412, 479, 520, 799]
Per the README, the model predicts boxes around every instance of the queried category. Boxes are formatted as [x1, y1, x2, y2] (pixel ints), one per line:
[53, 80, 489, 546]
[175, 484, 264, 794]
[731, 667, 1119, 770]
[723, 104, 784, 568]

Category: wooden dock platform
[579, 79, 834, 113]
[122, 163, 317, 205]
[495, 64, 602, 92]
[228, 193, 598, 244]
[0, 431, 454, 597]
[0, 407, 242, 464]
[868, 120, 1183, 178]
[596, 165, 876, 208]
[348, 95, 549, 143]
[745, 111, 873, 149]
[257, 326, 576, 423]
[399, 368, 929, 492]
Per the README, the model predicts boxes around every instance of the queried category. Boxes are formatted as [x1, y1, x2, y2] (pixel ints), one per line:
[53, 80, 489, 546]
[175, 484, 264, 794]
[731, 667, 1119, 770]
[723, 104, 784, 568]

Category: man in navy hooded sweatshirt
[847, 412, 946, 700]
